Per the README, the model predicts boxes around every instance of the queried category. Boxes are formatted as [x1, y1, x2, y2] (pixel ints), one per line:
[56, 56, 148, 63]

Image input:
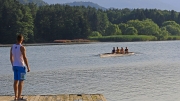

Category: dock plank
[7, 96, 13, 101]
[33, 95, 40, 101]
[86, 94, 93, 101]
[64, 94, 70, 101]
[99, 94, 107, 101]
[26, 95, 33, 101]
[0, 96, 12, 101]
[56, 94, 64, 101]
[91, 94, 97, 101]
[43, 95, 51, 101]
[0, 96, 7, 100]
[94, 94, 103, 101]
[38, 95, 45, 101]
[0, 94, 106, 101]
[51, 95, 57, 101]
[82, 94, 89, 101]
[71, 94, 83, 101]
[46, 95, 53, 101]
[76, 94, 83, 101]
[0, 96, 11, 101]
[29, 96, 36, 101]
[69, 94, 74, 101]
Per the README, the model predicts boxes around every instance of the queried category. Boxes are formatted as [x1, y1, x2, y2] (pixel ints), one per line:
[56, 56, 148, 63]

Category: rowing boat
[99, 52, 135, 58]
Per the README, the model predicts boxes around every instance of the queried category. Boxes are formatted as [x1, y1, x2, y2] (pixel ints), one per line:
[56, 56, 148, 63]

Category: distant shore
[0, 42, 96, 47]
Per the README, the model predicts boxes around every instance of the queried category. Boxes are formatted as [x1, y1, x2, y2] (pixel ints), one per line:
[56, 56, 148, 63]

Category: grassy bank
[167, 36, 180, 40]
[88, 35, 158, 42]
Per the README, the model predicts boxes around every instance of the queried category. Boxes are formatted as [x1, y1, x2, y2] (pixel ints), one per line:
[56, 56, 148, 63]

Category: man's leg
[18, 80, 24, 99]
[14, 80, 18, 99]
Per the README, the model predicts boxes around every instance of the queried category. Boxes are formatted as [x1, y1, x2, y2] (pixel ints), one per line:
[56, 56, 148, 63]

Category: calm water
[1, 41, 180, 101]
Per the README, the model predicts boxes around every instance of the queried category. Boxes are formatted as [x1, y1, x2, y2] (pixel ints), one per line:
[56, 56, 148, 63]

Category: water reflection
[0, 41, 180, 101]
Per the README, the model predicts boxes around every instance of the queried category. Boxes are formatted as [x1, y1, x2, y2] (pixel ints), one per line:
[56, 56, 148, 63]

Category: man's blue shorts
[13, 66, 26, 81]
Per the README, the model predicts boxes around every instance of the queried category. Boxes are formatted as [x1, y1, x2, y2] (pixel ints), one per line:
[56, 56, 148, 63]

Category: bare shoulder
[20, 45, 26, 51]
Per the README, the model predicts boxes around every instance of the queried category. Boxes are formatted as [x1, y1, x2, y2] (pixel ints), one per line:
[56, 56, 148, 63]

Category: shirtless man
[125, 47, 129, 54]
[112, 47, 116, 54]
[120, 47, 124, 54]
[116, 47, 120, 54]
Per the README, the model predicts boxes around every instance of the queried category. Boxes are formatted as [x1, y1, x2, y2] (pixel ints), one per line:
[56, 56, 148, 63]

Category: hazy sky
[43, 0, 180, 11]
[43, 0, 179, 4]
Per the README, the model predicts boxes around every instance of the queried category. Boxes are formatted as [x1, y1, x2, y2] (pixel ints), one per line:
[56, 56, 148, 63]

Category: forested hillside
[17, 0, 47, 6]
[1, 0, 180, 44]
[65, 1, 106, 10]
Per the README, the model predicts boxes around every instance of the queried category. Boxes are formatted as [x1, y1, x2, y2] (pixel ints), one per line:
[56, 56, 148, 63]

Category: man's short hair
[17, 34, 23, 42]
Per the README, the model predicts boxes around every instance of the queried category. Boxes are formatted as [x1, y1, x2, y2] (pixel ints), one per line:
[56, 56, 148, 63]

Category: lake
[0, 41, 180, 101]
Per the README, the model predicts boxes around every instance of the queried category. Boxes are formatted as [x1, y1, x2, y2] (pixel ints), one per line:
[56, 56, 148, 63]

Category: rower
[120, 47, 124, 54]
[125, 47, 128, 54]
[112, 47, 115, 54]
[116, 47, 120, 54]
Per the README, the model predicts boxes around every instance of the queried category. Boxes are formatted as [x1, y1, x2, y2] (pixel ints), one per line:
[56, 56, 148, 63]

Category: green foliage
[157, 27, 169, 40]
[141, 19, 160, 36]
[167, 36, 180, 40]
[88, 10, 110, 33]
[17, 0, 47, 6]
[88, 35, 157, 42]
[89, 31, 102, 37]
[1, 0, 180, 44]
[124, 27, 138, 35]
[65, 1, 107, 10]
[162, 21, 180, 28]
[127, 20, 144, 34]
[17, 6, 34, 42]
[162, 21, 180, 36]
[104, 24, 122, 36]
[177, 13, 180, 24]
[126, 19, 160, 36]
[118, 23, 128, 34]
[0, 0, 34, 43]
[164, 25, 180, 35]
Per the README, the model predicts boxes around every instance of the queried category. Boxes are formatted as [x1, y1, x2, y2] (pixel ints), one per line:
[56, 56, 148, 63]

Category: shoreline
[0, 42, 96, 47]
[0, 40, 179, 47]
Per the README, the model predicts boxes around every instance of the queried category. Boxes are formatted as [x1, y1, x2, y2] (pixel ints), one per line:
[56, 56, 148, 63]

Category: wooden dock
[0, 94, 107, 101]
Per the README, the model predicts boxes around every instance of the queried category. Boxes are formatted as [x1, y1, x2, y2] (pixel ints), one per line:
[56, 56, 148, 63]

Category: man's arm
[10, 47, 13, 66]
[20, 46, 30, 72]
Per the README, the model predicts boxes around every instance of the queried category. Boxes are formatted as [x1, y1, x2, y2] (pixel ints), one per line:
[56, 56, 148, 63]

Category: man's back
[12, 44, 25, 66]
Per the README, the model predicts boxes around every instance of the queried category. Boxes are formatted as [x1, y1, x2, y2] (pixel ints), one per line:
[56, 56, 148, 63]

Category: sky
[43, 0, 180, 12]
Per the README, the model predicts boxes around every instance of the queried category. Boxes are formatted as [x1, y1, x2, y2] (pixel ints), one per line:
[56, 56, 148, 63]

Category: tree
[157, 27, 169, 40]
[89, 11, 99, 31]
[162, 21, 180, 36]
[89, 31, 102, 37]
[127, 20, 144, 34]
[136, 9, 146, 20]
[141, 19, 160, 36]
[104, 24, 122, 36]
[164, 25, 180, 35]
[162, 21, 180, 28]
[98, 12, 110, 34]
[124, 27, 138, 35]
[17, 0, 48, 6]
[118, 23, 128, 34]
[177, 13, 180, 24]
[170, 10, 176, 21]
[17, 6, 34, 42]
[154, 12, 165, 26]
[0, 0, 34, 43]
